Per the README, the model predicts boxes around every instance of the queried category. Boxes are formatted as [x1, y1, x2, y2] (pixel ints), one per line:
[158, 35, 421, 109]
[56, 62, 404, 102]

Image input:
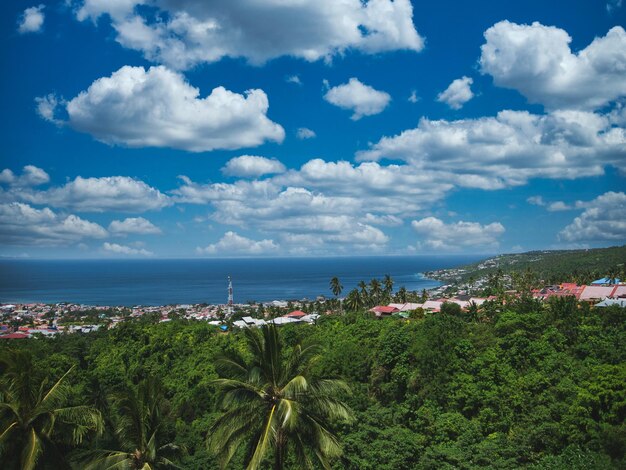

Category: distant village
[1, 275, 624, 339]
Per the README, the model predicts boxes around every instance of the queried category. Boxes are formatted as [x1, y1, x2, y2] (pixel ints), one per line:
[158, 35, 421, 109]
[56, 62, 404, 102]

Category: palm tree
[383, 274, 394, 298]
[394, 286, 408, 304]
[357, 281, 369, 306]
[80, 377, 181, 469]
[468, 276, 476, 294]
[466, 301, 481, 322]
[607, 269, 619, 285]
[344, 288, 363, 313]
[329, 277, 343, 314]
[369, 279, 382, 306]
[0, 350, 103, 470]
[329, 277, 343, 299]
[208, 325, 352, 470]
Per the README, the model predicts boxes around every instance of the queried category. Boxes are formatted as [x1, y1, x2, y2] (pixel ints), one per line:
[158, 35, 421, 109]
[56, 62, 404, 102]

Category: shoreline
[0, 271, 443, 309]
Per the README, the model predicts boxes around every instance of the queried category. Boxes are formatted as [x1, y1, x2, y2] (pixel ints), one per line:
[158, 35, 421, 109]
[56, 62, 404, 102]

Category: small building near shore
[0, 332, 29, 340]
[285, 310, 307, 319]
[388, 303, 423, 312]
[370, 306, 399, 317]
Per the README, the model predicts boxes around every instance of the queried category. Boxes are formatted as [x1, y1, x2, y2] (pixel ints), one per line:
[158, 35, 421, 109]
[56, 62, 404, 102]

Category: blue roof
[591, 277, 620, 284]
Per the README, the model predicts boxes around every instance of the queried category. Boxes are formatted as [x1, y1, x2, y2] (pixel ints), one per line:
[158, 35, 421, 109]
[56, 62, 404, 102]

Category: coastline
[0, 256, 470, 307]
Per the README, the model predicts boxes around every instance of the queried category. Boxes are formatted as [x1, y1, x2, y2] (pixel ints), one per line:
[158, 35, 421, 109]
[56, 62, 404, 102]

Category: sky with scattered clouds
[1, 0, 625, 258]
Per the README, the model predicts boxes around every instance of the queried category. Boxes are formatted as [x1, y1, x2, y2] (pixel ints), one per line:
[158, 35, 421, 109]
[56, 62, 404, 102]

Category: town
[2, 275, 624, 339]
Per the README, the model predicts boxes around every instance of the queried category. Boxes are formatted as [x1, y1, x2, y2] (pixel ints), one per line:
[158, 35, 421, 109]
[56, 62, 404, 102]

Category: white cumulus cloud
[103, 242, 153, 256]
[18, 5, 45, 34]
[408, 90, 420, 103]
[21, 175, 171, 213]
[527, 196, 545, 206]
[480, 21, 626, 110]
[607, 0, 623, 13]
[196, 231, 279, 256]
[222, 155, 286, 178]
[324, 78, 391, 120]
[558, 191, 626, 242]
[547, 201, 573, 212]
[411, 217, 505, 251]
[35, 94, 64, 125]
[75, 0, 424, 69]
[437, 76, 474, 110]
[358, 109, 626, 188]
[296, 128, 316, 140]
[108, 217, 161, 235]
[0, 203, 107, 246]
[39, 65, 284, 152]
[0, 165, 49, 187]
[286, 75, 302, 85]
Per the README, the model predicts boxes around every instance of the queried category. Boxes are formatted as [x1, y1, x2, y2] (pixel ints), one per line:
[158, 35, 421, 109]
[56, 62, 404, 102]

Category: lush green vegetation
[1, 300, 625, 469]
[428, 244, 626, 287]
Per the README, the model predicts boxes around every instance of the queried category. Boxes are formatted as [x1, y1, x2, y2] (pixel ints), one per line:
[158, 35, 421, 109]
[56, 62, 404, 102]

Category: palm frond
[22, 428, 44, 470]
[54, 405, 103, 444]
[214, 353, 249, 381]
[281, 375, 309, 398]
[38, 366, 75, 411]
[0, 421, 17, 446]
[208, 407, 264, 469]
[208, 325, 352, 469]
[80, 450, 131, 470]
[246, 404, 277, 470]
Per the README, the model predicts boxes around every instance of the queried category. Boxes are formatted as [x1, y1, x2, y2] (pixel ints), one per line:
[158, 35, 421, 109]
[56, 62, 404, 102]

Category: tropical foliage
[79, 377, 182, 469]
[0, 350, 102, 470]
[0, 299, 625, 469]
[208, 325, 352, 469]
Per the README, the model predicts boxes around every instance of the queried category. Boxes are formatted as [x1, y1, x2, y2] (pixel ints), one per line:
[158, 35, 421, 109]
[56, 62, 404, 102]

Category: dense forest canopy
[1, 299, 625, 469]
[427, 245, 626, 287]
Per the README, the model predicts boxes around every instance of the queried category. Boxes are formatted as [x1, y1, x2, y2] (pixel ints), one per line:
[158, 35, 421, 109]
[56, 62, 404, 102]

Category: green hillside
[426, 245, 626, 286]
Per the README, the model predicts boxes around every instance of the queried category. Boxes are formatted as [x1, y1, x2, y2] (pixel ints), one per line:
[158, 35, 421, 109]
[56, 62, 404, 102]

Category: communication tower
[227, 276, 234, 317]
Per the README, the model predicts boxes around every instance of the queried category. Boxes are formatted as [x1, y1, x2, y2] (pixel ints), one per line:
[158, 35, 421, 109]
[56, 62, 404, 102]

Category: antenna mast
[227, 276, 234, 317]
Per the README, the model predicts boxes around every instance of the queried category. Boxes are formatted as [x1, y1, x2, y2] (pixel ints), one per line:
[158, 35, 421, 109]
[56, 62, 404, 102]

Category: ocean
[0, 255, 482, 306]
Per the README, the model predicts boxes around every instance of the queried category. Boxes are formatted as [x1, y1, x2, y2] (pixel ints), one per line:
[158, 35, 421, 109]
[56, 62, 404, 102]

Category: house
[269, 316, 302, 325]
[284, 310, 307, 319]
[0, 332, 29, 339]
[369, 306, 399, 317]
[579, 285, 617, 302]
[595, 298, 626, 308]
[591, 277, 621, 285]
[422, 300, 443, 312]
[388, 303, 423, 312]
[300, 313, 320, 324]
[610, 285, 626, 298]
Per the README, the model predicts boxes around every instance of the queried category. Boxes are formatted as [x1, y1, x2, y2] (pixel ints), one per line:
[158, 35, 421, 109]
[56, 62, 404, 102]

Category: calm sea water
[0, 256, 482, 306]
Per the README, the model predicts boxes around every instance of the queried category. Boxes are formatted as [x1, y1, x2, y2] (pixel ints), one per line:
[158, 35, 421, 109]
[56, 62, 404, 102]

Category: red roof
[370, 306, 399, 314]
[0, 333, 29, 339]
[285, 310, 307, 318]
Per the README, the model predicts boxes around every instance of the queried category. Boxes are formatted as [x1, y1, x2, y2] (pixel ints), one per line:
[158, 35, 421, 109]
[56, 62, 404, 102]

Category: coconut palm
[0, 350, 103, 470]
[357, 281, 369, 305]
[344, 289, 363, 313]
[607, 269, 620, 285]
[466, 301, 481, 322]
[329, 277, 343, 314]
[329, 277, 343, 298]
[383, 274, 394, 298]
[208, 325, 352, 470]
[394, 286, 408, 304]
[369, 279, 382, 306]
[80, 377, 181, 470]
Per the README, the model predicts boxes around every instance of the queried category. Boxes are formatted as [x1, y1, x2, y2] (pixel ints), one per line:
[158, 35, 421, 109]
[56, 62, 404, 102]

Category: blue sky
[1, 0, 625, 258]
